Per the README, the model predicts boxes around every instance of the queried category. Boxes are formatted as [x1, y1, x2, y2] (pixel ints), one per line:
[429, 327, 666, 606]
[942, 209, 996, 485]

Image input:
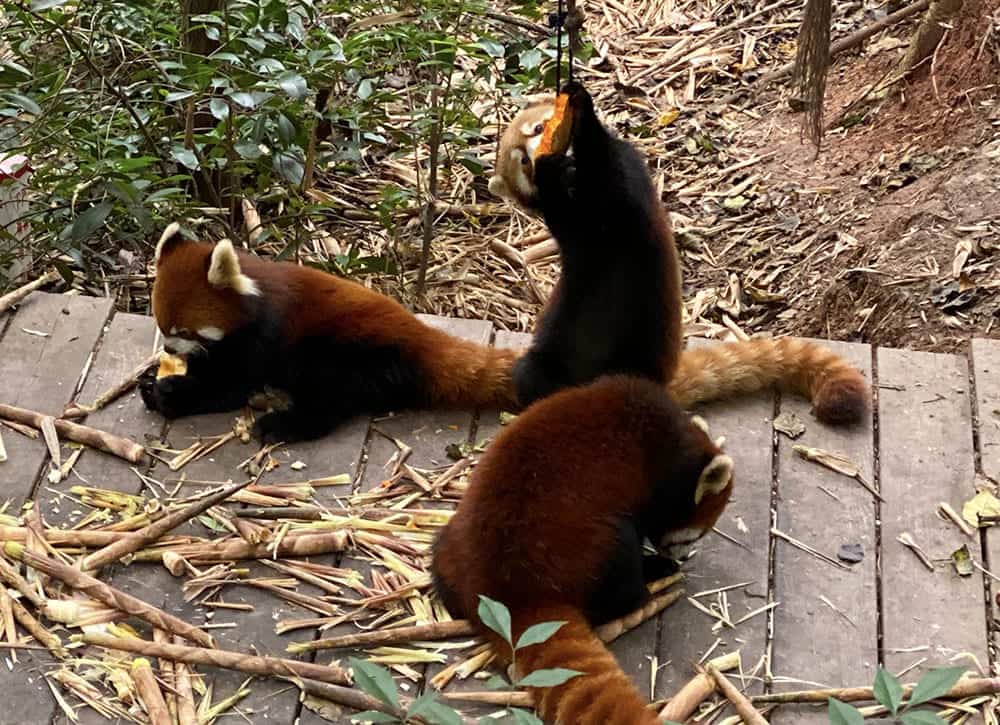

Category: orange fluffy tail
[505, 605, 658, 725]
[424, 336, 520, 411]
[671, 337, 869, 424]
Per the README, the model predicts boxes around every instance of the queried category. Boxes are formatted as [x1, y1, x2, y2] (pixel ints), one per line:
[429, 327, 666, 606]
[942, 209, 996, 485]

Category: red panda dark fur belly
[431, 375, 732, 725]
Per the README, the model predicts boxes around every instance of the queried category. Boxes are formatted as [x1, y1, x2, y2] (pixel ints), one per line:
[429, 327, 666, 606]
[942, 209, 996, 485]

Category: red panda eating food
[140, 224, 518, 443]
[489, 83, 868, 425]
[431, 375, 734, 725]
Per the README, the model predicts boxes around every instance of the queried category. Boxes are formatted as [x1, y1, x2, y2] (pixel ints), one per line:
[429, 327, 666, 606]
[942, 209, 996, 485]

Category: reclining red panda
[431, 375, 734, 725]
[490, 82, 869, 424]
[139, 224, 519, 443]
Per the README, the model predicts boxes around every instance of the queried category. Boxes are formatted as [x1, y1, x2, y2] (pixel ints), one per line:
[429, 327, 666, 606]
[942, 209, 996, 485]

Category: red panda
[431, 375, 734, 724]
[139, 224, 518, 443]
[489, 84, 868, 425]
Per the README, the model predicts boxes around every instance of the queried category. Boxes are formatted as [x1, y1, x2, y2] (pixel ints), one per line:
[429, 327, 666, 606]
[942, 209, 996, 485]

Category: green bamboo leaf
[516, 668, 581, 688]
[349, 658, 399, 709]
[515, 621, 566, 650]
[477, 595, 512, 646]
[827, 698, 865, 725]
[908, 667, 966, 708]
[873, 666, 904, 714]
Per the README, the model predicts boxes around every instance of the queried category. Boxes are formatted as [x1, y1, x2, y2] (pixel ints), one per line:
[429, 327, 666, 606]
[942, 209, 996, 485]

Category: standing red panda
[431, 375, 734, 725]
[139, 224, 518, 443]
[490, 83, 868, 424]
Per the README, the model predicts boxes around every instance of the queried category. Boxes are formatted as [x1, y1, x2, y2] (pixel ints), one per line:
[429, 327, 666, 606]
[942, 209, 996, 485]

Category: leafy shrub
[0, 0, 559, 294]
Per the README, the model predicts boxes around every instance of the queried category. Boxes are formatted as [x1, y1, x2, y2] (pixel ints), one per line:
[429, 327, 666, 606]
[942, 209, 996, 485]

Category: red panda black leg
[583, 517, 653, 625]
[513, 349, 566, 408]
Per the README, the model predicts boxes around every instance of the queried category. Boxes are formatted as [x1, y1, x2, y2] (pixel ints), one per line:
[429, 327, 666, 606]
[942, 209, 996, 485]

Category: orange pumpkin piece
[536, 92, 573, 158]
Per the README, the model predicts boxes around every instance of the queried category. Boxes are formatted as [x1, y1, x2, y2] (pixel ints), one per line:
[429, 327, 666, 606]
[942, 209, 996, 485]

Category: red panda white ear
[154, 222, 182, 265]
[694, 454, 733, 505]
[208, 239, 260, 296]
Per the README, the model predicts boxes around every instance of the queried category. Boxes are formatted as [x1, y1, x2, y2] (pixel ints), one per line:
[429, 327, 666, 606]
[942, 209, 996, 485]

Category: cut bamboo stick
[0, 403, 145, 463]
[63, 352, 159, 419]
[286, 676, 405, 719]
[0, 268, 60, 317]
[19, 549, 215, 647]
[0, 553, 44, 607]
[659, 651, 741, 721]
[289, 619, 475, 654]
[132, 530, 350, 564]
[131, 657, 172, 725]
[80, 632, 351, 685]
[173, 654, 199, 725]
[0, 526, 194, 548]
[593, 586, 684, 641]
[707, 665, 768, 725]
[751, 676, 996, 704]
[6, 591, 66, 657]
[81, 478, 258, 571]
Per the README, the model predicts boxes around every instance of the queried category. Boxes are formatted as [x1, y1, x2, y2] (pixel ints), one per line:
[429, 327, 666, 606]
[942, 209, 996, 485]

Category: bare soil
[681, 0, 1000, 353]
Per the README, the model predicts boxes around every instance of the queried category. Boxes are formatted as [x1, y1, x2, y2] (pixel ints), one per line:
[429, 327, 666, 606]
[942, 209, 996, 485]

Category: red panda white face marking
[659, 451, 734, 555]
[488, 100, 555, 210]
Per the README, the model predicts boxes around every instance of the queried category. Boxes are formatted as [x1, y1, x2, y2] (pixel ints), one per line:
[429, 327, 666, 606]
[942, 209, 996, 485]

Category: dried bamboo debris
[80, 632, 351, 685]
[18, 549, 216, 647]
[81, 477, 259, 571]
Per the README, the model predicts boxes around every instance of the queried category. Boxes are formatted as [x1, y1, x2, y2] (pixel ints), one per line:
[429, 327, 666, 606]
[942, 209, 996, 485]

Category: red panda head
[488, 97, 556, 212]
[151, 223, 262, 356]
[655, 414, 734, 557]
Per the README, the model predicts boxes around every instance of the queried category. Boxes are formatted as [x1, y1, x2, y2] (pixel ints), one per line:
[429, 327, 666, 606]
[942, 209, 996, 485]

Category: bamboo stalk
[751, 676, 998, 704]
[707, 665, 768, 725]
[659, 651, 742, 721]
[0, 526, 195, 548]
[81, 478, 258, 571]
[0, 554, 44, 607]
[286, 676, 405, 719]
[153, 630, 178, 723]
[0, 403, 145, 463]
[593, 587, 684, 641]
[80, 632, 351, 685]
[235, 506, 325, 521]
[173, 653, 199, 725]
[19, 549, 215, 647]
[0, 269, 60, 317]
[131, 658, 172, 725]
[63, 352, 159, 419]
[288, 619, 475, 654]
[133, 530, 349, 564]
[440, 690, 534, 707]
[6, 591, 66, 657]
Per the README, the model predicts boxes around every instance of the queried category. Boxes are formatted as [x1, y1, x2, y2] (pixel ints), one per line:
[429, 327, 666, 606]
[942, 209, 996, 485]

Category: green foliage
[347, 595, 573, 723]
[873, 666, 904, 715]
[0, 0, 558, 292]
[827, 665, 966, 724]
[477, 594, 513, 646]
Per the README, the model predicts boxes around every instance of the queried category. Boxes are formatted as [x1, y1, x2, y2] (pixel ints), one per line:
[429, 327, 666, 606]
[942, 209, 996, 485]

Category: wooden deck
[0, 291, 995, 724]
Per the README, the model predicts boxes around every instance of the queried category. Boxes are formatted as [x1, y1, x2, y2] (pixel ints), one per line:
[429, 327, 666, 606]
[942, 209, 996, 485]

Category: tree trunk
[900, 0, 964, 71]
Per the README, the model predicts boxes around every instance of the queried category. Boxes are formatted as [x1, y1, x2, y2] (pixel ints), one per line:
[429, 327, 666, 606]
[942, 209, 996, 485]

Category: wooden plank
[298, 317, 494, 725]
[878, 347, 986, 676]
[41, 313, 162, 527]
[0, 293, 111, 725]
[0, 292, 112, 504]
[972, 338, 1000, 479]
[970, 339, 1000, 680]
[653, 338, 775, 699]
[770, 341, 877, 724]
